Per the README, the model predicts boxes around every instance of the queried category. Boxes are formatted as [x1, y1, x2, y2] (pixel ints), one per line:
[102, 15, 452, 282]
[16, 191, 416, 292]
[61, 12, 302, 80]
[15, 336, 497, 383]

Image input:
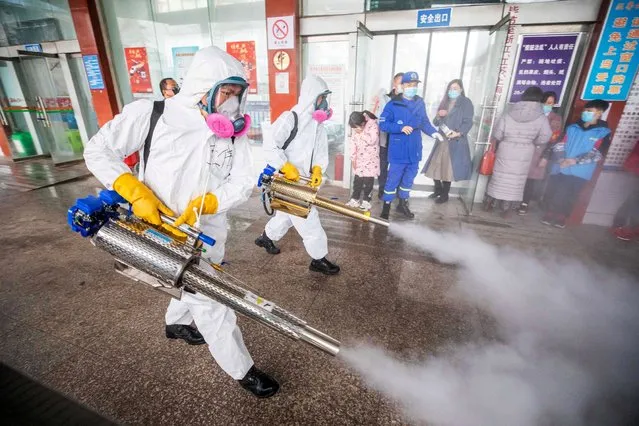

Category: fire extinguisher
[334, 153, 344, 181]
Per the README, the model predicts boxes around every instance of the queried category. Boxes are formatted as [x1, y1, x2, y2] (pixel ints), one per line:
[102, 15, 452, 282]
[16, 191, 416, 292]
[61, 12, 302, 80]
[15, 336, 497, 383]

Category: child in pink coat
[346, 110, 380, 211]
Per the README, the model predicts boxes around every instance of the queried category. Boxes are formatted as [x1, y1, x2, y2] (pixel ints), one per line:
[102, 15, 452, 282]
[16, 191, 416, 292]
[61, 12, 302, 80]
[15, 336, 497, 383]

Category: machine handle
[160, 213, 216, 247]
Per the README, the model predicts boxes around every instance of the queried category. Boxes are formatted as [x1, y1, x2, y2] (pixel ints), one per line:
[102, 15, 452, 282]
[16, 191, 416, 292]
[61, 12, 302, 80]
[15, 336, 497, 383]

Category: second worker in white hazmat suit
[255, 75, 340, 275]
[83, 46, 279, 398]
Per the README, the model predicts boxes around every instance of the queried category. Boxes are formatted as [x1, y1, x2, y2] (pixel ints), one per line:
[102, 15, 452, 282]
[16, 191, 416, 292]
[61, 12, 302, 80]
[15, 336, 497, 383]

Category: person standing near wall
[422, 79, 474, 204]
[370, 73, 404, 199]
[484, 86, 552, 218]
[518, 91, 563, 215]
[379, 71, 443, 219]
[541, 99, 611, 229]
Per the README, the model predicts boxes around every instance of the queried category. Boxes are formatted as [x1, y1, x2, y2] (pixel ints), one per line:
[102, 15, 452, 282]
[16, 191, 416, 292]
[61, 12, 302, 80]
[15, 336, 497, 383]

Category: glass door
[345, 22, 374, 186]
[0, 58, 49, 160]
[460, 16, 509, 214]
[302, 35, 350, 183]
[18, 55, 84, 164]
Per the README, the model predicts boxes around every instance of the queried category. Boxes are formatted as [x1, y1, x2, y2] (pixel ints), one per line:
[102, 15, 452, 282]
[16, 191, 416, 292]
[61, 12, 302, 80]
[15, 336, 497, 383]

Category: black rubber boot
[309, 257, 340, 275]
[238, 366, 280, 398]
[380, 202, 391, 220]
[435, 181, 451, 204]
[255, 232, 280, 254]
[165, 324, 206, 345]
[397, 199, 415, 219]
[429, 180, 442, 199]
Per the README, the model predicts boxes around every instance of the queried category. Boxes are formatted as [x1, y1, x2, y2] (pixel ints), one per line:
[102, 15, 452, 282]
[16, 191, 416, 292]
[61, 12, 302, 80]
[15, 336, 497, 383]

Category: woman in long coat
[422, 79, 474, 204]
[518, 90, 563, 215]
[484, 86, 552, 217]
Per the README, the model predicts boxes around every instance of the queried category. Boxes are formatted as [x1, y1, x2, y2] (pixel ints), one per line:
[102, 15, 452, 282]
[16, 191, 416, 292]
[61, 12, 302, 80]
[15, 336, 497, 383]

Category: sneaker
[613, 227, 634, 241]
[345, 199, 360, 208]
[541, 213, 554, 226]
[359, 200, 372, 211]
[517, 203, 529, 216]
[553, 218, 566, 229]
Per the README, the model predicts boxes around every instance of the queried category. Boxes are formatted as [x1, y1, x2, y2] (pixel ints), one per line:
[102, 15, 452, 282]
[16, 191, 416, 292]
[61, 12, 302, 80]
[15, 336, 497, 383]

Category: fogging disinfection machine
[67, 189, 340, 356]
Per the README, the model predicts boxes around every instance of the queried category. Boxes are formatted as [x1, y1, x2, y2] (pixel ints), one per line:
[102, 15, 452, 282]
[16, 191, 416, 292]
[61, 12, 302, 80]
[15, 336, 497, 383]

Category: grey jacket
[486, 101, 552, 202]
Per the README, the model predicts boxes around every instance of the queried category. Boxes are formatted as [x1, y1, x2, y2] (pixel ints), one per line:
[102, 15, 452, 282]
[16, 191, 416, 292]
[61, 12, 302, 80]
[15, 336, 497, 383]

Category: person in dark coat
[422, 79, 474, 203]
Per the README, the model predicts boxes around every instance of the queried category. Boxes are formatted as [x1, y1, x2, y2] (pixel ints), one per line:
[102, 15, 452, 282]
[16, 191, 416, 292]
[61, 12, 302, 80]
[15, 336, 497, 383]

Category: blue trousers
[382, 162, 419, 202]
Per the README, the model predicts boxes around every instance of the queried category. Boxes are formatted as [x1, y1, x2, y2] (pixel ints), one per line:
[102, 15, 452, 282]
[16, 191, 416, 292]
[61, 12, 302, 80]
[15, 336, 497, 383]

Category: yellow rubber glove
[310, 165, 322, 188]
[113, 173, 174, 225]
[281, 162, 300, 181]
[174, 193, 218, 227]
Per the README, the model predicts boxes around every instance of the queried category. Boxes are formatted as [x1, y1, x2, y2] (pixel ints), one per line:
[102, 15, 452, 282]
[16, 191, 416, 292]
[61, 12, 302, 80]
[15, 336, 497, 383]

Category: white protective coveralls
[263, 75, 330, 260]
[84, 47, 254, 380]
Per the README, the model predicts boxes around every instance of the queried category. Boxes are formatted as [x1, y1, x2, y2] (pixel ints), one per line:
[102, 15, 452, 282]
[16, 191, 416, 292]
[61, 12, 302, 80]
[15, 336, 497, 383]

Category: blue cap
[401, 72, 421, 84]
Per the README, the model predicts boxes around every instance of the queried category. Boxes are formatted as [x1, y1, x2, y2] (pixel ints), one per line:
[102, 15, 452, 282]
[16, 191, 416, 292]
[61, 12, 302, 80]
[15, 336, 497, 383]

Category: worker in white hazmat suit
[254, 75, 340, 275]
[83, 46, 279, 398]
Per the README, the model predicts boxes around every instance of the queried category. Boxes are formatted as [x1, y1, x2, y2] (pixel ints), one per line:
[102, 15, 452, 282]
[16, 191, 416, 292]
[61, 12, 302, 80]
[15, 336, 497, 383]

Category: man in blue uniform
[379, 71, 443, 219]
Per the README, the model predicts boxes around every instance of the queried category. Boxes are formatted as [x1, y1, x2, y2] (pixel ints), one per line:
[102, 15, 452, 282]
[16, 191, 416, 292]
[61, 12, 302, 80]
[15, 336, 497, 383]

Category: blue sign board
[24, 44, 42, 53]
[417, 8, 452, 28]
[582, 0, 639, 101]
[82, 54, 105, 90]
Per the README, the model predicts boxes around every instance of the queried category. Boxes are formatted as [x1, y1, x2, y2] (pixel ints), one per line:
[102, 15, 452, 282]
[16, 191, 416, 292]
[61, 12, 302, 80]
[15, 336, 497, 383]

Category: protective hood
[292, 75, 330, 129]
[173, 46, 247, 110]
[507, 101, 544, 123]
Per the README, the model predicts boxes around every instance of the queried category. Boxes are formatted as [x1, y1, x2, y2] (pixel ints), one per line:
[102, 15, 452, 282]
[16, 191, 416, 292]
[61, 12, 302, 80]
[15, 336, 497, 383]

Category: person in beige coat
[484, 87, 552, 217]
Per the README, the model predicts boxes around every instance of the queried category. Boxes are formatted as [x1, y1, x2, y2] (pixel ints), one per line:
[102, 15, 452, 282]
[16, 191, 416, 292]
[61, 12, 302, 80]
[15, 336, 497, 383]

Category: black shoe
[435, 194, 449, 204]
[309, 257, 340, 275]
[238, 366, 280, 398]
[255, 232, 280, 254]
[518, 203, 529, 216]
[397, 199, 415, 218]
[380, 202, 391, 220]
[428, 192, 440, 199]
[165, 324, 206, 345]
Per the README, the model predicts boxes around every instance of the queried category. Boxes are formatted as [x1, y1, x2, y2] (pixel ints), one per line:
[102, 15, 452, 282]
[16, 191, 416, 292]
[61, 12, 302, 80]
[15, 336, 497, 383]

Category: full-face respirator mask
[199, 77, 251, 138]
[312, 90, 333, 123]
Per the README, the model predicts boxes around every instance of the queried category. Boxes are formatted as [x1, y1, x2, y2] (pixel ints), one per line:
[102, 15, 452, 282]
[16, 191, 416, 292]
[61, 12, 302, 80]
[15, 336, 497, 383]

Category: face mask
[448, 89, 460, 99]
[581, 111, 596, 123]
[394, 85, 403, 94]
[312, 93, 333, 123]
[171, 85, 180, 95]
[543, 105, 553, 115]
[404, 87, 418, 99]
[202, 95, 251, 138]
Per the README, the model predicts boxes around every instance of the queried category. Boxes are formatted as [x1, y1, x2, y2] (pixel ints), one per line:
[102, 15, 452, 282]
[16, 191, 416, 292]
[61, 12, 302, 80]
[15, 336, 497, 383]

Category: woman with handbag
[422, 79, 474, 204]
[483, 87, 553, 218]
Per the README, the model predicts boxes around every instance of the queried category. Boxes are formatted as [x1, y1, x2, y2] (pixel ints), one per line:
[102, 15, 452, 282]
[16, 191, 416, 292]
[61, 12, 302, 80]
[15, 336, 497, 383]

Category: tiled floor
[0, 158, 90, 198]
[1, 175, 637, 425]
